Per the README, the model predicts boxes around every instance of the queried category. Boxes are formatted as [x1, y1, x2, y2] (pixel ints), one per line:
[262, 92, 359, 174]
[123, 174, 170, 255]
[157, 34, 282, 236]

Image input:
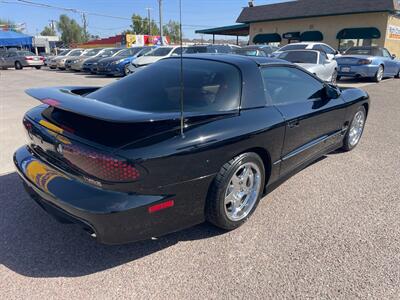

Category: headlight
[111, 59, 124, 65]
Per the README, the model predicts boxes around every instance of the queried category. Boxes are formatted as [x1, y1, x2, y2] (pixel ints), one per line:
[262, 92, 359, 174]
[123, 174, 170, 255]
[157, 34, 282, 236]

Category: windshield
[345, 48, 376, 56]
[58, 50, 69, 56]
[279, 44, 308, 51]
[145, 47, 173, 57]
[98, 48, 120, 57]
[69, 50, 83, 56]
[85, 49, 102, 56]
[185, 47, 208, 54]
[278, 51, 318, 64]
[87, 58, 241, 113]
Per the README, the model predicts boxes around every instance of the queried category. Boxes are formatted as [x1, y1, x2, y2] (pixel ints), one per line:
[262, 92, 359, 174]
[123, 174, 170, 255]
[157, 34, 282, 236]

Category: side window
[313, 45, 324, 53]
[321, 45, 335, 55]
[319, 52, 328, 64]
[261, 66, 325, 105]
[382, 48, 391, 58]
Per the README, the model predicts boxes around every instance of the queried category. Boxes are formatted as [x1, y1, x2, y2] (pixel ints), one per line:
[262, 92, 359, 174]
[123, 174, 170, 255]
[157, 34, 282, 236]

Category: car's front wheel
[373, 65, 384, 82]
[124, 64, 130, 76]
[35, 66, 41, 70]
[342, 106, 366, 152]
[331, 69, 338, 84]
[206, 152, 265, 230]
[395, 68, 400, 79]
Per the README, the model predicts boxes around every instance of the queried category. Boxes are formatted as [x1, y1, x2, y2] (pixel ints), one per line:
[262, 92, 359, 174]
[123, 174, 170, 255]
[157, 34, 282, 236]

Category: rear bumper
[24, 61, 44, 67]
[14, 145, 209, 244]
[337, 64, 379, 78]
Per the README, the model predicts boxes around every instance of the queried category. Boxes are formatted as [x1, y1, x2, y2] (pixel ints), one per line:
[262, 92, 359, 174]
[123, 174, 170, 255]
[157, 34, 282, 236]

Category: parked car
[277, 50, 338, 83]
[273, 42, 339, 60]
[82, 48, 122, 74]
[47, 49, 71, 69]
[185, 44, 236, 54]
[336, 46, 400, 82]
[56, 49, 84, 70]
[0, 50, 44, 70]
[127, 46, 185, 73]
[95, 47, 154, 77]
[234, 45, 278, 57]
[69, 48, 102, 71]
[15, 55, 369, 244]
[64, 48, 99, 71]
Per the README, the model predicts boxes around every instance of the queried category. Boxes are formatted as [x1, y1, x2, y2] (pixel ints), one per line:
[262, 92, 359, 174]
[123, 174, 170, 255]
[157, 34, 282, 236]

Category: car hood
[84, 56, 108, 64]
[98, 56, 126, 64]
[133, 56, 163, 66]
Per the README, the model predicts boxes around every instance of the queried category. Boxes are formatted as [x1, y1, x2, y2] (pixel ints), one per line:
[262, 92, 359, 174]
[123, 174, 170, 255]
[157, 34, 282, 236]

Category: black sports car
[14, 55, 369, 244]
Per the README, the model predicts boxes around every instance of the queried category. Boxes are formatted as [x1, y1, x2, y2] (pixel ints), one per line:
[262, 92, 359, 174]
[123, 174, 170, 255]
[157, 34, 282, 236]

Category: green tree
[40, 25, 56, 36]
[57, 14, 88, 45]
[163, 20, 181, 44]
[129, 14, 159, 35]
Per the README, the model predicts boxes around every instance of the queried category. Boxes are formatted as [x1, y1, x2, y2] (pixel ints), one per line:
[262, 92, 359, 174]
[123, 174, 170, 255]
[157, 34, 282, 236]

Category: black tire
[124, 64, 130, 76]
[373, 65, 384, 82]
[395, 68, 400, 79]
[15, 61, 23, 70]
[331, 69, 338, 84]
[35, 66, 41, 70]
[49, 66, 56, 69]
[206, 152, 265, 230]
[342, 106, 366, 152]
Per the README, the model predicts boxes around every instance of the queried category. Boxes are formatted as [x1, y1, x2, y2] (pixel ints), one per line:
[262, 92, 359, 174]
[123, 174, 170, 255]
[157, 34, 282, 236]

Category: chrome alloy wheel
[224, 162, 261, 221]
[348, 110, 365, 147]
[377, 66, 384, 81]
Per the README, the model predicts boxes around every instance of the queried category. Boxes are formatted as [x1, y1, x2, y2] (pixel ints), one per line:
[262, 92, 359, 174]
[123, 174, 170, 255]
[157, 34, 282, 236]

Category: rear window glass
[279, 44, 307, 51]
[185, 47, 208, 54]
[345, 48, 377, 56]
[278, 51, 318, 64]
[17, 51, 35, 56]
[87, 58, 241, 113]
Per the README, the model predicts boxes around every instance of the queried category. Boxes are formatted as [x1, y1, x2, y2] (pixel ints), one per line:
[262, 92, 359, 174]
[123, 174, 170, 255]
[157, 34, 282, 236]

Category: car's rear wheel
[395, 68, 400, 79]
[15, 61, 23, 70]
[206, 152, 265, 230]
[342, 106, 366, 152]
[331, 69, 338, 84]
[373, 65, 384, 82]
[35, 66, 41, 70]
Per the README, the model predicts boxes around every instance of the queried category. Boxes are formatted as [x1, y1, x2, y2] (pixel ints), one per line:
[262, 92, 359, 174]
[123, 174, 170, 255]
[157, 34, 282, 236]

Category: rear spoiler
[25, 87, 181, 123]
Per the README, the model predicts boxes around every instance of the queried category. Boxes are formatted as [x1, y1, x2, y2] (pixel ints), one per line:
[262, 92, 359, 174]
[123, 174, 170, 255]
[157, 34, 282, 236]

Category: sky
[0, 0, 286, 39]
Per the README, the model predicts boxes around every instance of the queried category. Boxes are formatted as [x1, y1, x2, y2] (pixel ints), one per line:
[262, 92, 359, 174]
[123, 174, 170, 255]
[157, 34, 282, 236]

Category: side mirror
[392, 54, 397, 59]
[324, 84, 341, 99]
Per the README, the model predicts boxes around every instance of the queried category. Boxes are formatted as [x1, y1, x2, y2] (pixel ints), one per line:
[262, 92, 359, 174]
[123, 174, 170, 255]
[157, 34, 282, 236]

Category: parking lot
[1, 68, 400, 298]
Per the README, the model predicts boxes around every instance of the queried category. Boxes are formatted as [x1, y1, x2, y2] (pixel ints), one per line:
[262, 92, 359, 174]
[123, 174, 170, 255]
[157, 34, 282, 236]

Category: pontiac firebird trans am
[14, 55, 369, 244]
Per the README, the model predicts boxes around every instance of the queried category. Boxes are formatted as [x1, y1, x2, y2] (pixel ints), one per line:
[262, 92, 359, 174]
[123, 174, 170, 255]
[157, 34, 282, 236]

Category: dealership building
[198, 0, 400, 54]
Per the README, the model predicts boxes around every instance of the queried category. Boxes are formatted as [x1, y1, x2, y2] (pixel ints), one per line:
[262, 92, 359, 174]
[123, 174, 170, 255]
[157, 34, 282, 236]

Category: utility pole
[81, 12, 88, 41]
[146, 7, 152, 35]
[158, 0, 163, 45]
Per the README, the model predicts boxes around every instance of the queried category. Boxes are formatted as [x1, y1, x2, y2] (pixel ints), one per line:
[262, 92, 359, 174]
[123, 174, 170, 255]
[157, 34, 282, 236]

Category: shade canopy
[0, 30, 33, 47]
[336, 27, 381, 39]
[300, 31, 324, 41]
[195, 24, 249, 36]
[253, 33, 282, 44]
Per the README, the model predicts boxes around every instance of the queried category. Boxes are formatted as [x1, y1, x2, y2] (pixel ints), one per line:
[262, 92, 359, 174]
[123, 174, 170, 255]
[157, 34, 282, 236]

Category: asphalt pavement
[1, 68, 399, 299]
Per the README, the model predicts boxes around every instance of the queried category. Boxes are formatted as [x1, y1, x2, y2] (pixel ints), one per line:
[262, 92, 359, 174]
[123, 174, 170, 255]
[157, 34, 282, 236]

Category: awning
[336, 27, 381, 39]
[0, 30, 33, 47]
[195, 24, 249, 36]
[253, 33, 282, 44]
[300, 31, 324, 41]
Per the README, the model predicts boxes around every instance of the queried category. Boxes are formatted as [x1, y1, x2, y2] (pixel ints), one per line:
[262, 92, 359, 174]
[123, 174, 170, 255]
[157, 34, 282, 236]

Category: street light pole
[158, 0, 163, 45]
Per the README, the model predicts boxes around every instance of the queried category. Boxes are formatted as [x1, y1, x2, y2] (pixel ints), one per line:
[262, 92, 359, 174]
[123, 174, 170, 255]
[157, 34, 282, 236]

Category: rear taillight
[40, 56, 45, 60]
[358, 59, 372, 65]
[25, 56, 33, 60]
[62, 143, 140, 182]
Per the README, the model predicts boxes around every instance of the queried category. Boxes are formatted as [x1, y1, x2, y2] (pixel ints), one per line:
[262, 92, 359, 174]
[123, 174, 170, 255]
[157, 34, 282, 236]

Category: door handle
[287, 119, 300, 128]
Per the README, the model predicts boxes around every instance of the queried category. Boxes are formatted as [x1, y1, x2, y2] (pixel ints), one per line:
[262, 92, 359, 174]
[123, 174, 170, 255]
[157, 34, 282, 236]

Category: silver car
[56, 49, 83, 70]
[278, 50, 338, 83]
[69, 48, 103, 71]
[0, 50, 44, 70]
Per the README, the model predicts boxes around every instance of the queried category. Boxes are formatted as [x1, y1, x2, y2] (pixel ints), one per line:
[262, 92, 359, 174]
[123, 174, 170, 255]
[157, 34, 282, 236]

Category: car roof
[171, 53, 289, 66]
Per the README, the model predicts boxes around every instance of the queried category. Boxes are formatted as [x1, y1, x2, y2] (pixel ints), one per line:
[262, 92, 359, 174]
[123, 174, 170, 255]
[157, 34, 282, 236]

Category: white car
[273, 42, 339, 61]
[277, 50, 338, 83]
[128, 46, 185, 73]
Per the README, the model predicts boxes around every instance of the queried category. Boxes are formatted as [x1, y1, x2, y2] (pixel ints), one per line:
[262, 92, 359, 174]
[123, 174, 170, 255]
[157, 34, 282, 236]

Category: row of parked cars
[3, 42, 399, 84]
[45, 44, 239, 77]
